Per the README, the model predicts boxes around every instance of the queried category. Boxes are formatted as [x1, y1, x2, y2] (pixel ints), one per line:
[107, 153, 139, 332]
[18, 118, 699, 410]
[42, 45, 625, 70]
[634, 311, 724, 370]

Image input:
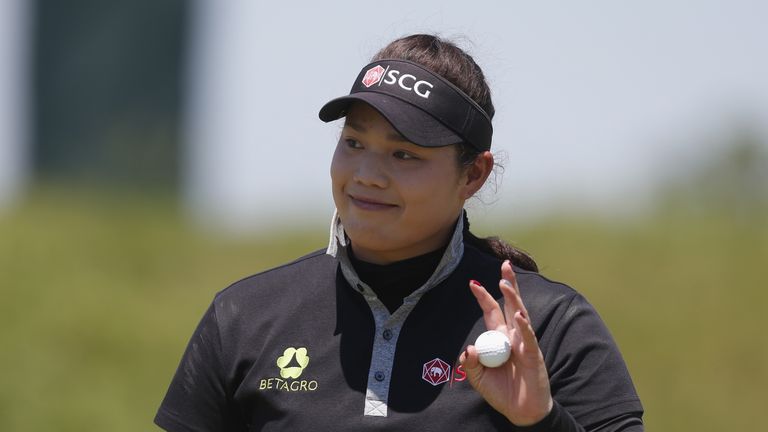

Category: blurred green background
[2, 173, 766, 431]
[2, 1, 768, 431]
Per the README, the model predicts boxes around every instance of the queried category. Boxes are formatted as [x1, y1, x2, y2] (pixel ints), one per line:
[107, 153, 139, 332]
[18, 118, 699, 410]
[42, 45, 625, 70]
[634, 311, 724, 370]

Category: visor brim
[318, 92, 463, 148]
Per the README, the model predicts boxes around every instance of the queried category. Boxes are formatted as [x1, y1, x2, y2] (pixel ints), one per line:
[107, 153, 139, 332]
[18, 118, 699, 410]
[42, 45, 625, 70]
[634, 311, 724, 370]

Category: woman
[155, 34, 643, 431]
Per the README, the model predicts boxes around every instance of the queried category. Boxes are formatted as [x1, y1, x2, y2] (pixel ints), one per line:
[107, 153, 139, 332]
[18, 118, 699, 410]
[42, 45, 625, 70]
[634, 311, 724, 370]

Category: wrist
[509, 399, 561, 432]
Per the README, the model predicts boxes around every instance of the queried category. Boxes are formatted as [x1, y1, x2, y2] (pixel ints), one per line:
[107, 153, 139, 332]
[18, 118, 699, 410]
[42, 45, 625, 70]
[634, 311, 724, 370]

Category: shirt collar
[326, 209, 466, 298]
[326, 209, 465, 259]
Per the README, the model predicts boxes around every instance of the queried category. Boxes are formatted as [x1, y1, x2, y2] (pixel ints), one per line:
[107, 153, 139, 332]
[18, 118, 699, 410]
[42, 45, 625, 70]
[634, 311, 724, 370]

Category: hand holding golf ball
[459, 260, 553, 427]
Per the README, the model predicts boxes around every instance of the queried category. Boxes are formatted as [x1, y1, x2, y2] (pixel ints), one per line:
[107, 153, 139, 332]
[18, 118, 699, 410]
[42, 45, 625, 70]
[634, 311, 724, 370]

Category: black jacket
[156, 239, 643, 431]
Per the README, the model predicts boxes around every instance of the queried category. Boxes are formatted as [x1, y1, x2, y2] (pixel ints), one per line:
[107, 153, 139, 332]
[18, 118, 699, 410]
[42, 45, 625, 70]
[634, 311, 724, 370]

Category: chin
[344, 223, 399, 248]
[345, 224, 391, 246]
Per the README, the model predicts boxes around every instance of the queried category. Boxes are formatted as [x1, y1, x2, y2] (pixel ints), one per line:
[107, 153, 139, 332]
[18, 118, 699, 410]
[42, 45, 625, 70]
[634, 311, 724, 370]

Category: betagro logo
[277, 347, 309, 378]
[259, 346, 319, 392]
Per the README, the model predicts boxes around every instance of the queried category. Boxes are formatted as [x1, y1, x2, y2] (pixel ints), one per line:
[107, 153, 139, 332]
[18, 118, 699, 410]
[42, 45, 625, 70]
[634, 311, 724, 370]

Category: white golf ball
[474, 330, 511, 368]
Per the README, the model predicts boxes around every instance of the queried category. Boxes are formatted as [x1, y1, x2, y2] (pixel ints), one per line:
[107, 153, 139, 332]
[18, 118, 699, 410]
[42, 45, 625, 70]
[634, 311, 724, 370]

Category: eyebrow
[345, 119, 410, 143]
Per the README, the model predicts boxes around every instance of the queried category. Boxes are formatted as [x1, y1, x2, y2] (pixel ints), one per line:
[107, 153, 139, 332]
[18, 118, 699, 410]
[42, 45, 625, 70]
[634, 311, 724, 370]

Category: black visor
[319, 59, 493, 152]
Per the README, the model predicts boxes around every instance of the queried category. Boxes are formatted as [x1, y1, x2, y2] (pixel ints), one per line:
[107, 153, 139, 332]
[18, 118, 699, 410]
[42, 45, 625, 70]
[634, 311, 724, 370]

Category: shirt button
[382, 329, 393, 340]
[374, 371, 385, 382]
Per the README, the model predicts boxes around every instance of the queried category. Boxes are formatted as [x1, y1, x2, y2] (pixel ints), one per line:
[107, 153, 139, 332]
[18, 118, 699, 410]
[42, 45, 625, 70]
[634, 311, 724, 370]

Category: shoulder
[462, 243, 580, 308]
[220, 248, 335, 292]
[461, 243, 593, 343]
[514, 268, 583, 316]
[210, 248, 338, 318]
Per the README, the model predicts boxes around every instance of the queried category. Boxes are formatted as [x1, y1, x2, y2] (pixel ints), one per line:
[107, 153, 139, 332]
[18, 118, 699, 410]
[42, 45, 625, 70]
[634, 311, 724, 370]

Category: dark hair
[373, 34, 539, 272]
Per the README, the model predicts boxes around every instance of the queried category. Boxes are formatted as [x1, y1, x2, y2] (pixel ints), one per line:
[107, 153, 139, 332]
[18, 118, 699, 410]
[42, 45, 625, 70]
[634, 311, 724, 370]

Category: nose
[352, 153, 389, 188]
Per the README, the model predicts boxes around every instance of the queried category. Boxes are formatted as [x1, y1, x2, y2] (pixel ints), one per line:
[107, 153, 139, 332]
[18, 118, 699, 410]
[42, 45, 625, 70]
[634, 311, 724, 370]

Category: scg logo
[361, 66, 434, 99]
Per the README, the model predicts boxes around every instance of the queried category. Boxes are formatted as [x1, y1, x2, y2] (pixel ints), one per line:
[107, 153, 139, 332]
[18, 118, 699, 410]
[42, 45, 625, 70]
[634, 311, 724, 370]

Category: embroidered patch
[276, 347, 310, 379]
[361, 65, 386, 87]
[422, 358, 451, 386]
[258, 346, 318, 392]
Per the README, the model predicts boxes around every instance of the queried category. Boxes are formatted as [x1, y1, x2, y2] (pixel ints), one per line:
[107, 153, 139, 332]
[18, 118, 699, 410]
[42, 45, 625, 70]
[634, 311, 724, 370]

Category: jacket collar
[326, 209, 466, 297]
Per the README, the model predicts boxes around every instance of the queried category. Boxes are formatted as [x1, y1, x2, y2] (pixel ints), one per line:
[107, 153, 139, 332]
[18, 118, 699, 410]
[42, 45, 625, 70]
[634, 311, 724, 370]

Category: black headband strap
[349, 59, 493, 151]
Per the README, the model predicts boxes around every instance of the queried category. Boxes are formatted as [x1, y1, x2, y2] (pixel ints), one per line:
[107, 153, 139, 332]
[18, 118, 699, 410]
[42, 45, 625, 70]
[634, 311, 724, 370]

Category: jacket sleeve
[530, 293, 644, 432]
[511, 401, 643, 431]
[154, 302, 246, 432]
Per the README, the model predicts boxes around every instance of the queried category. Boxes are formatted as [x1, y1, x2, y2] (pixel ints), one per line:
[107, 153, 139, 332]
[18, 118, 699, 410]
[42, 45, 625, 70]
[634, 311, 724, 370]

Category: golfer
[156, 34, 643, 431]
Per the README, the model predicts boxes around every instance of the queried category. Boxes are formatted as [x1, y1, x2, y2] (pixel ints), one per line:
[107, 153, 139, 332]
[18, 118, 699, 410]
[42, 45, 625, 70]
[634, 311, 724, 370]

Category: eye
[344, 138, 363, 149]
[393, 150, 418, 160]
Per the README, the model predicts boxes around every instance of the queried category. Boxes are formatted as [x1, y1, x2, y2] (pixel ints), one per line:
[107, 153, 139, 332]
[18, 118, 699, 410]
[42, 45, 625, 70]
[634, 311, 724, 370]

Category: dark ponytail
[461, 211, 539, 273]
[373, 34, 539, 272]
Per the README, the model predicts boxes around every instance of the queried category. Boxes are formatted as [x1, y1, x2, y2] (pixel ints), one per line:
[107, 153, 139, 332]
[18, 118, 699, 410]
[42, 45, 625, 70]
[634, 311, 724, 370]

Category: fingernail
[502, 279, 513, 288]
[470, 279, 481, 286]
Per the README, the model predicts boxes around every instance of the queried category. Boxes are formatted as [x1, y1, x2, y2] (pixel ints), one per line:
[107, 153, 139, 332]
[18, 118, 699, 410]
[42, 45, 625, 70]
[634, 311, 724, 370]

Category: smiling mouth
[349, 195, 398, 211]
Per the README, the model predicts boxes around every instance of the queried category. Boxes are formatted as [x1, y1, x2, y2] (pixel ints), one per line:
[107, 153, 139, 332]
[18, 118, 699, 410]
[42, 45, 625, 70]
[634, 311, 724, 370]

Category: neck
[351, 243, 445, 265]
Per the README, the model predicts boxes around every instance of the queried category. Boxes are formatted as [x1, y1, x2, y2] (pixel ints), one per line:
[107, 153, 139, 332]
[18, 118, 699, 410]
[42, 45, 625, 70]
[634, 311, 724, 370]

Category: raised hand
[460, 260, 553, 426]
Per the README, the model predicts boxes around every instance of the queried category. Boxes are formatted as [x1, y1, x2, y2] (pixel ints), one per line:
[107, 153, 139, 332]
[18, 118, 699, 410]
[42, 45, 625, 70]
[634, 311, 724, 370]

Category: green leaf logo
[276, 347, 310, 379]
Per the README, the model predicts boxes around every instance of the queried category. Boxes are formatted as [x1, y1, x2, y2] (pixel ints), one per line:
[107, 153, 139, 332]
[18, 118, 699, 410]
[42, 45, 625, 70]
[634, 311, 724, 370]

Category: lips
[348, 194, 398, 211]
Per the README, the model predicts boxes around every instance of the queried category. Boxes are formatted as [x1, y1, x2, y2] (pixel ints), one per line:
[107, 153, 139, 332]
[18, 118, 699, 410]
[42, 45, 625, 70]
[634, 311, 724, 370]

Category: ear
[460, 151, 494, 199]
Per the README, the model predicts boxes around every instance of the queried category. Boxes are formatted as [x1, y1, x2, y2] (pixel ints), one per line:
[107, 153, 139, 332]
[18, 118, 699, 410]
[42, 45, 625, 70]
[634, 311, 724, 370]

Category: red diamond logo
[422, 358, 451, 386]
[361, 65, 386, 88]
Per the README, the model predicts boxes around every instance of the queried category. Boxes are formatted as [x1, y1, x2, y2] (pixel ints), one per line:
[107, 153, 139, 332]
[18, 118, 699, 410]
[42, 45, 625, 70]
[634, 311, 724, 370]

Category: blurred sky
[185, 0, 768, 229]
[2, 1, 766, 228]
